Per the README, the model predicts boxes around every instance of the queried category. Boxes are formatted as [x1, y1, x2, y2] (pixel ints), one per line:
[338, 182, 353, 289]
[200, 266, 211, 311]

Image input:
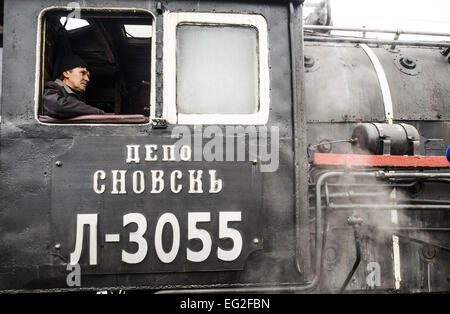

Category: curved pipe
[339, 226, 361, 294]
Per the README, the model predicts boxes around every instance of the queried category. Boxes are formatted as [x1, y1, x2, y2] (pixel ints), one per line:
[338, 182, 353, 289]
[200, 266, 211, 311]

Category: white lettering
[122, 213, 148, 264]
[132, 170, 145, 194]
[144, 144, 158, 161]
[126, 145, 141, 163]
[162, 145, 176, 161]
[187, 212, 212, 262]
[111, 170, 127, 194]
[91, 169, 224, 195]
[179, 145, 192, 161]
[70, 214, 98, 265]
[151, 170, 165, 193]
[188, 170, 203, 193]
[93, 170, 106, 194]
[155, 213, 180, 263]
[208, 170, 223, 193]
[218, 212, 242, 261]
[170, 170, 182, 193]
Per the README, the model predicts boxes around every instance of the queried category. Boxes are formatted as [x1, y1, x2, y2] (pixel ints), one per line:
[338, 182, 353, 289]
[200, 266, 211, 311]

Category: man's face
[62, 67, 90, 92]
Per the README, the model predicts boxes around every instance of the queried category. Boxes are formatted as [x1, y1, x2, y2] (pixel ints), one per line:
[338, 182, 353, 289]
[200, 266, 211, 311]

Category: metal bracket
[390, 31, 401, 50]
[156, 2, 163, 14]
[411, 139, 420, 156]
[151, 118, 167, 129]
[381, 138, 391, 155]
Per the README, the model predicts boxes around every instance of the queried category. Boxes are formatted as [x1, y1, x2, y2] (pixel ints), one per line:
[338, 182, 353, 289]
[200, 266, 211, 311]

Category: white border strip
[361, 44, 401, 290]
[34, 7, 156, 127]
[359, 44, 393, 124]
[163, 12, 270, 125]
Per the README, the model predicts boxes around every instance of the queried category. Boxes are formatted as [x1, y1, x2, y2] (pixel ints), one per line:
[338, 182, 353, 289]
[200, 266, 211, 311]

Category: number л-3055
[68, 211, 243, 265]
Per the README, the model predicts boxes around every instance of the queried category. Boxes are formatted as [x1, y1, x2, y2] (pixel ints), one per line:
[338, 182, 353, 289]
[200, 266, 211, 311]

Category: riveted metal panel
[304, 44, 386, 123]
[50, 136, 263, 274]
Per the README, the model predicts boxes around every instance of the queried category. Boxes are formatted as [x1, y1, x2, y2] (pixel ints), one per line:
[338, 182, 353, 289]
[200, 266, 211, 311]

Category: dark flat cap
[59, 54, 88, 76]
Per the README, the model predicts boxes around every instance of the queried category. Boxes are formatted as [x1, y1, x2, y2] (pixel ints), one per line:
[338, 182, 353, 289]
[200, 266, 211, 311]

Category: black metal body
[0, 0, 449, 293]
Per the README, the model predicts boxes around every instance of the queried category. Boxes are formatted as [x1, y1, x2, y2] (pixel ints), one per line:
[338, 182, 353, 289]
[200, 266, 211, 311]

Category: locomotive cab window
[37, 9, 154, 124]
[163, 12, 270, 125]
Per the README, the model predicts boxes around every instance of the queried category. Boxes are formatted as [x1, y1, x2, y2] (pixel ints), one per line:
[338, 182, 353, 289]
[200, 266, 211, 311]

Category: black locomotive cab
[0, 0, 449, 295]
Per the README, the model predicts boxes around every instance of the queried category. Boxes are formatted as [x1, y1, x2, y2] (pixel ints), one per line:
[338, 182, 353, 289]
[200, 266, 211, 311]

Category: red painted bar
[314, 153, 450, 168]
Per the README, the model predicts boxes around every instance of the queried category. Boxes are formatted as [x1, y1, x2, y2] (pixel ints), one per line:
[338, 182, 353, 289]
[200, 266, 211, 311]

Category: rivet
[253, 238, 260, 245]
[55, 243, 61, 249]
[55, 161, 62, 167]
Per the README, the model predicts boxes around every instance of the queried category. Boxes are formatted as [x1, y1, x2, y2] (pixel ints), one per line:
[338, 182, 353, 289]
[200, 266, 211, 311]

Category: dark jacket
[43, 79, 105, 119]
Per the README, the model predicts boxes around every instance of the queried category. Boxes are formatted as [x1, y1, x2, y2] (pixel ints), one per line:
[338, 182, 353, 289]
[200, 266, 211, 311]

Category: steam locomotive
[0, 0, 449, 294]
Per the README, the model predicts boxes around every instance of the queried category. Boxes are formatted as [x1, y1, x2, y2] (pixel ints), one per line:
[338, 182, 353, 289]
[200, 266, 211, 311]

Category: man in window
[43, 54, 105, 118]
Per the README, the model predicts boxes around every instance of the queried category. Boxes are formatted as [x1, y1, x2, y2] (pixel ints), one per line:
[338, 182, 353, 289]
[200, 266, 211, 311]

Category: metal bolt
[325, 247, 337, 263]
[54, 243, 61, 249]
[317, 139, 332, 153]
[347, 215, 363, 226]
[304, 55, 315, 68]
[421, 245, 437, 261]
[399, 56, 416, 69]
[55, 161, 62, 167]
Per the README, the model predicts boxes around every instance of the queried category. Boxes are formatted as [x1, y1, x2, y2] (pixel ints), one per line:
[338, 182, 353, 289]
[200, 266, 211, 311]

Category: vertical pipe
[390, 31, 400, 50]
[339, 226, 362, 293]
[290, 0, 311, 280]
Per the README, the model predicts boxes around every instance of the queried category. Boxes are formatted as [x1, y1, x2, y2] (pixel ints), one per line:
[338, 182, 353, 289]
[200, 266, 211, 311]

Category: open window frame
[163, 12, 270, 125]
[35, 7, 156, 126]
